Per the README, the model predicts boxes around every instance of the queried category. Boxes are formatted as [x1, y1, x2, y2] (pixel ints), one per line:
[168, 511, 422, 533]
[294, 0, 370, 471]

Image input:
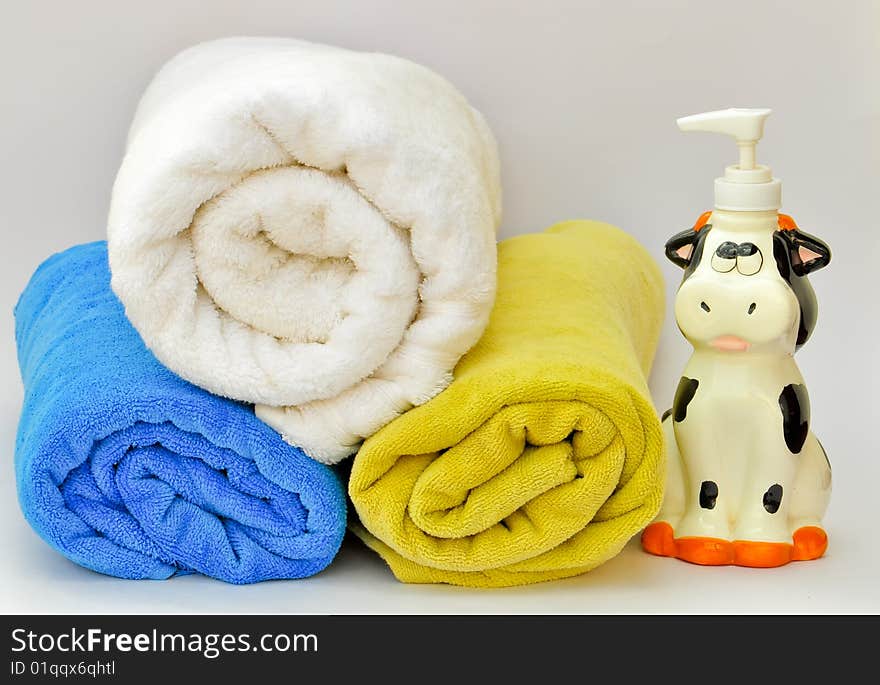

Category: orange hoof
[641, 522, 676, 557]
[733, 540, 792, 567]
[676, 537, 734, 565]
[792, 526, 828, 561]
[641, 523, 733, 565]
[642, 523, 828, 567]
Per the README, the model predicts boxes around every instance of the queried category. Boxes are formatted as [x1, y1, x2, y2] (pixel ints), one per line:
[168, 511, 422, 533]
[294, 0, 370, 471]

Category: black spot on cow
[661, 408, 672, 422]
[699, 481, 718, 509]
[763, 484, 784, 514]
[665, 224, 711, 281]
[779, 383, 810, 454]
[673, 376, 699, 423]
[772, 229, 831, 349]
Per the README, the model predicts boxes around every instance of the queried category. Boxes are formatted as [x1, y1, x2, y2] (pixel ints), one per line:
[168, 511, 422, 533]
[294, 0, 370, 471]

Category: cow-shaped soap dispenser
[642, 108, 832, 567]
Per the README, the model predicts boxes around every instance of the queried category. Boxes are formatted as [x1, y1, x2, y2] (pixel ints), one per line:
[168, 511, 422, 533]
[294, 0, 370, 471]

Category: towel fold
[107, 37, 502, 463]
[349, 221, 665, 587]
[14, 242, 346, 583]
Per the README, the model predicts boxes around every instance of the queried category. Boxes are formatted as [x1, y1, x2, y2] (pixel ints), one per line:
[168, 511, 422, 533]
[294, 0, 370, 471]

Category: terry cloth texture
[107, 37, 502, 464]
[349, 221, 666, 587]
[14, 242, 346, 584]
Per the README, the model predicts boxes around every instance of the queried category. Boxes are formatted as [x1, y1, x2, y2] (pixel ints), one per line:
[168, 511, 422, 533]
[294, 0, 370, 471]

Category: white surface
[1, 0, 878, 614]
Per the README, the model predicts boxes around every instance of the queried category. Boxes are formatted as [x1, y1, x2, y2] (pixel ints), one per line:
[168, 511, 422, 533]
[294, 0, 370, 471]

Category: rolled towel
[107, 37, 502, 463]
[349, 221, 665, 587]
[14, 242, 346, 583]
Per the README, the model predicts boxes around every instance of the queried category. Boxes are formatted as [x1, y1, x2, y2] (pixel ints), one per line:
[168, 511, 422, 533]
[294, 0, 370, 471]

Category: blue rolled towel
[14, 242, 346, 583]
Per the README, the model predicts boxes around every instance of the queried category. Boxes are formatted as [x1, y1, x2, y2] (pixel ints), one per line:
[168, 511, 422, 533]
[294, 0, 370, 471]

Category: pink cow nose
[711, 335, 751, 352]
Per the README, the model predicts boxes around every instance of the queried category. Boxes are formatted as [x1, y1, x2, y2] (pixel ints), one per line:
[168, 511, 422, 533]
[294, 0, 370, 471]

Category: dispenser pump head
[677, 108, 781, 212]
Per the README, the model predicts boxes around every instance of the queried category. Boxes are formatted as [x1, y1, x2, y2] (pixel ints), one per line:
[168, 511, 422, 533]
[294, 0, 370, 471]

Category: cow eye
[736, 243, 763, 276]
[711, 242, 737, 272]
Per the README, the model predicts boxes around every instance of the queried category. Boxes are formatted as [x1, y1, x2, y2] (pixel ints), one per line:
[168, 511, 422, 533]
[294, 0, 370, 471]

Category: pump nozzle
[677, 108, 771, 170]
[677, 107, 781, 212]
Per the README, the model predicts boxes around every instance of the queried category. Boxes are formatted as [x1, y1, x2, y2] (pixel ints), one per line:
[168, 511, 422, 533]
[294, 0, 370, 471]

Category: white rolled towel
[108, 37, 501, 464]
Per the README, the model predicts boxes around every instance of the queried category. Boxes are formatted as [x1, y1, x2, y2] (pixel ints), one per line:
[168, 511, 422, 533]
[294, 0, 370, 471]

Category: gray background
[1, 0, 877, 613]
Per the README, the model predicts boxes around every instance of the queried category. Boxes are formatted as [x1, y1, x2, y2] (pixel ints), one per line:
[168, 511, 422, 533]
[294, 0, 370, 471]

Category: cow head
[665, 211, 830, 353]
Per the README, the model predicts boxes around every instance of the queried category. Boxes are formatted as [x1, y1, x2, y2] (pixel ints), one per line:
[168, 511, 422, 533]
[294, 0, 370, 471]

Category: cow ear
[665, 225, 708, 269]
[789, 229, 831, 276]
[674, 243, 693, 261]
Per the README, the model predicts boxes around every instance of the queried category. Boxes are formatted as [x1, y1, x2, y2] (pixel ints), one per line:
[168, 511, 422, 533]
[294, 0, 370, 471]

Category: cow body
[643, 209, 832, 567]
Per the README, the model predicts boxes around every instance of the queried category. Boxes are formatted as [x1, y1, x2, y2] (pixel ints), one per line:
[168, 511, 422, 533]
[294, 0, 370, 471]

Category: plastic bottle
[642, 108, 833, 567]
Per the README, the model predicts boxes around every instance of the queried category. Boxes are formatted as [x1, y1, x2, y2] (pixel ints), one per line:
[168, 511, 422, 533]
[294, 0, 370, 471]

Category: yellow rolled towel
[348, 220, 666, 587]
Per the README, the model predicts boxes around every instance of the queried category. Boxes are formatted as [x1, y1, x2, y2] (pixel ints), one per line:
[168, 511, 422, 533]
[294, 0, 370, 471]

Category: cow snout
[675, 275, 800, 352]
